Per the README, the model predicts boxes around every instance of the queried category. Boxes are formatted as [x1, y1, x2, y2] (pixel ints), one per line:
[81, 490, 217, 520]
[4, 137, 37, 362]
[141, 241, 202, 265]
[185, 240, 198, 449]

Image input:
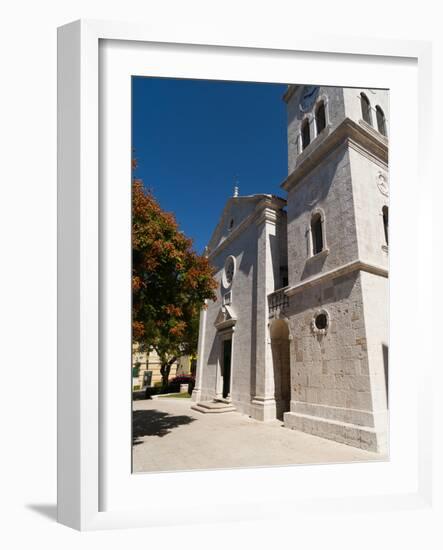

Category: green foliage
[132, 178, 217, 385]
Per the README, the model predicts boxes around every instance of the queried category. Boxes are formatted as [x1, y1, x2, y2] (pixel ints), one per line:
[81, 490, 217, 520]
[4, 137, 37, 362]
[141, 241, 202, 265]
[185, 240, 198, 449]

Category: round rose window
[315, 313, 327, 330]
[223, 256, 235, 288]
[311, 309, 330, 335]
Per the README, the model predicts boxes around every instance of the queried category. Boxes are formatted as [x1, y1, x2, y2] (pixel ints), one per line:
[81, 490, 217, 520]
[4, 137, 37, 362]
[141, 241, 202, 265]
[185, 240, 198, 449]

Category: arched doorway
[270, 319, 291, 420]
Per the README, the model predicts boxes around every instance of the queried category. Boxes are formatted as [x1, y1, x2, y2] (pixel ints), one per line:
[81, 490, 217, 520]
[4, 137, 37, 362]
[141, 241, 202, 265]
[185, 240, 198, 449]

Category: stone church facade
[192, 85, 389, 454]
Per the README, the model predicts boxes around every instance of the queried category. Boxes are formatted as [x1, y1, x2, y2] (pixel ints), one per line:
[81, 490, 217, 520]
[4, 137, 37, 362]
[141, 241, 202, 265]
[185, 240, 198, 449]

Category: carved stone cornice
[285, 259, 388, 297]
[255, 206, 279, 226]
[281, 117, 389, 193]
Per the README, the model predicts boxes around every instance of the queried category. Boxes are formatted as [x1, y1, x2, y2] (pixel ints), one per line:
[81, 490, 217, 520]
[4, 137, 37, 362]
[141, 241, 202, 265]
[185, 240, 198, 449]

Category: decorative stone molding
[214, 305, 237, 332]
[268, 287, 290, 317]
[347, 137, 388, 171]
[285, 259, 388, 297]
[376, 171, 389, 197]
[255, 205, 279, 226]
[222, 290, 232, 306]
[222, 255, 236, 288]
[281, 117, 388, 193]
[306, 247, 330, 262]
[307, 206, 327, 257]
[311, 308, 330, 335]
[359, 119, 389, 146]
[312, 94, 330, 139]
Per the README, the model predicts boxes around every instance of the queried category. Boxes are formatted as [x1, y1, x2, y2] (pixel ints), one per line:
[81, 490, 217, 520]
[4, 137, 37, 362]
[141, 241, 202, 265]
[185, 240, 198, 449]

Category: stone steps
[191, 400, 236, 414]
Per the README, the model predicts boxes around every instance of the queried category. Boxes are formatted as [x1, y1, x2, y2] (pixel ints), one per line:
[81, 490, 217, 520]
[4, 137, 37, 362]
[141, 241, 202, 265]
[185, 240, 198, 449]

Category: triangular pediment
[207, 195, 285, 255]
[214, 305, 237, 330]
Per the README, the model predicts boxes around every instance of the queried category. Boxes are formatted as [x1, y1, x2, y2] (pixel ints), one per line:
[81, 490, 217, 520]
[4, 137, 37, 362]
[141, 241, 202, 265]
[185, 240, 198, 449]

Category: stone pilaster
[192, 302, 207, 402]
[251, 204, 280, 421]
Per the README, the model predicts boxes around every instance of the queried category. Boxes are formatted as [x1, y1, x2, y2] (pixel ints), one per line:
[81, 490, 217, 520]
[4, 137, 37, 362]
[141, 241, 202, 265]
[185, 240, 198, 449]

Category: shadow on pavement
[132, 409, 196, 444]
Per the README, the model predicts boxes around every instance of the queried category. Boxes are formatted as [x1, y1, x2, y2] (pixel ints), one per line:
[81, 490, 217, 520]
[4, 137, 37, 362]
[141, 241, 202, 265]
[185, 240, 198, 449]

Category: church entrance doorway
[270, 320, 291, 420]
[222, 338, 232, 399]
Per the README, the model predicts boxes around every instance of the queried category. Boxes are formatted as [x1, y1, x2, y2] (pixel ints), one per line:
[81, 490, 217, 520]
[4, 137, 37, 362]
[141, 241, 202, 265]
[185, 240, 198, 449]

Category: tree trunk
[160, 362, 171, 390]
[159, 356, 177, 390]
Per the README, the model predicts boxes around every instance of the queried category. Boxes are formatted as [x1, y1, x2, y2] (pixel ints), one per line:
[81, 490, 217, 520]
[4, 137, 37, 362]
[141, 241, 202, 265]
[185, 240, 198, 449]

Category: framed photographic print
[57, 19, 433, 530]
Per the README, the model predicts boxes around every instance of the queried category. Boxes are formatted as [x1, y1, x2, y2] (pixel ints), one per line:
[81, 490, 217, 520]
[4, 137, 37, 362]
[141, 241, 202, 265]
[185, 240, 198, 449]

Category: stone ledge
[291, 401, 375, 427]
[305, 247, 330, 263]
[281, 117, 388, 192]
[285, 259, 388, 297]
[284, 411, 388, 454]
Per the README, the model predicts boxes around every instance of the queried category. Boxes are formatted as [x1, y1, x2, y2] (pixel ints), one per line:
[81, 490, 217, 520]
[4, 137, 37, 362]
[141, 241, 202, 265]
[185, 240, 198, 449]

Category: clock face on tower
[299, 85, 319, 112]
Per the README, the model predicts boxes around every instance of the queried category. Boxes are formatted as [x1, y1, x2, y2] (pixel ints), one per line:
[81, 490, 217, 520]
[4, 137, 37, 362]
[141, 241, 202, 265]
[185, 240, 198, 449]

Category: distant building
[132, 344, 195, 389]
[192, 85, 389, 453]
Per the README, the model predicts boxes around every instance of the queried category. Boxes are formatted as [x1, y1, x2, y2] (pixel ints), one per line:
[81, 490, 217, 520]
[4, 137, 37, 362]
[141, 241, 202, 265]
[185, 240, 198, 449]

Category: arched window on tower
[382, 206, 389, 245]
[301, 118, 311, 150]
[376, 106, 387, 136]
[315, 101, 326, 135]
[311, 212, 324, 255]
[360, 93, 372, 125]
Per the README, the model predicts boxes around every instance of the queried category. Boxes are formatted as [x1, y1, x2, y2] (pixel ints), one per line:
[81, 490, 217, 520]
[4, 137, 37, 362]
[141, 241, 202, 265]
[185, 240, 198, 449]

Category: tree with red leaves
[132, 177, 217, 388]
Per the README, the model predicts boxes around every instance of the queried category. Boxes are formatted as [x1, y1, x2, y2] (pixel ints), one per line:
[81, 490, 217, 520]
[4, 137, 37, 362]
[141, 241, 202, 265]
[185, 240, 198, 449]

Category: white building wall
[343, 88, 389, 134]
[349, 145, 389, 269]
[360, 271, 389, 451]
[199, 222, 258, 414]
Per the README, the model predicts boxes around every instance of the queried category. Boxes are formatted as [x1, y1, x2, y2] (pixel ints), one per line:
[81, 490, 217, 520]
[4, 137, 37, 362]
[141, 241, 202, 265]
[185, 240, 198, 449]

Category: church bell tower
[281, 84, 390, 453]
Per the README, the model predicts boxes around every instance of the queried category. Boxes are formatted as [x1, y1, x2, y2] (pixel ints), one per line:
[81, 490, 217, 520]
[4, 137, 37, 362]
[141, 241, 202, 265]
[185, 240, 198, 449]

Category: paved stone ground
[132, 397, 385, 473]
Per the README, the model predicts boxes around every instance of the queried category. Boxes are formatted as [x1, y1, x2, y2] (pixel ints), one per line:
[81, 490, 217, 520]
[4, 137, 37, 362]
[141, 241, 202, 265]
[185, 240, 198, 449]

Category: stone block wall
[286, 146, 358, 285]
[287, 86, 346, 174]
[284, 271, 387, 451]
[287, 272, 371, 410]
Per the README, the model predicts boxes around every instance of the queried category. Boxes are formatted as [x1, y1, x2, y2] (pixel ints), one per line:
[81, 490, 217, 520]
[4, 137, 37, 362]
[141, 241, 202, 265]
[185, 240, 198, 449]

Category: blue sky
[132, 77, 288, 253]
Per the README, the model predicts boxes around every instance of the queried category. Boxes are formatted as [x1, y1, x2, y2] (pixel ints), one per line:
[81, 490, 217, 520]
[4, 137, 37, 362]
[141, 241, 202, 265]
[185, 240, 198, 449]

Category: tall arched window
[360, 93, 372, 125]
[315, 101, 326, 134]
[376, 106, 387, 136]
[382, 206, 389, 245]
[311, 213, 324, 255]
[301, 119, 311, 150]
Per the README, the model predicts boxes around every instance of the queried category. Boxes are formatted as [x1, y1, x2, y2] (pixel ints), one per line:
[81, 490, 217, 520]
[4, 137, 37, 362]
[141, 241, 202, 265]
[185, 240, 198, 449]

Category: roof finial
[233, 175, 239, 198]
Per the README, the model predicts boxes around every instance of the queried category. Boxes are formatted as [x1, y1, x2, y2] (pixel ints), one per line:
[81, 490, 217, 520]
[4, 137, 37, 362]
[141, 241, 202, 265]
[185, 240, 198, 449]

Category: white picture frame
[57, 19, 434, 531]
